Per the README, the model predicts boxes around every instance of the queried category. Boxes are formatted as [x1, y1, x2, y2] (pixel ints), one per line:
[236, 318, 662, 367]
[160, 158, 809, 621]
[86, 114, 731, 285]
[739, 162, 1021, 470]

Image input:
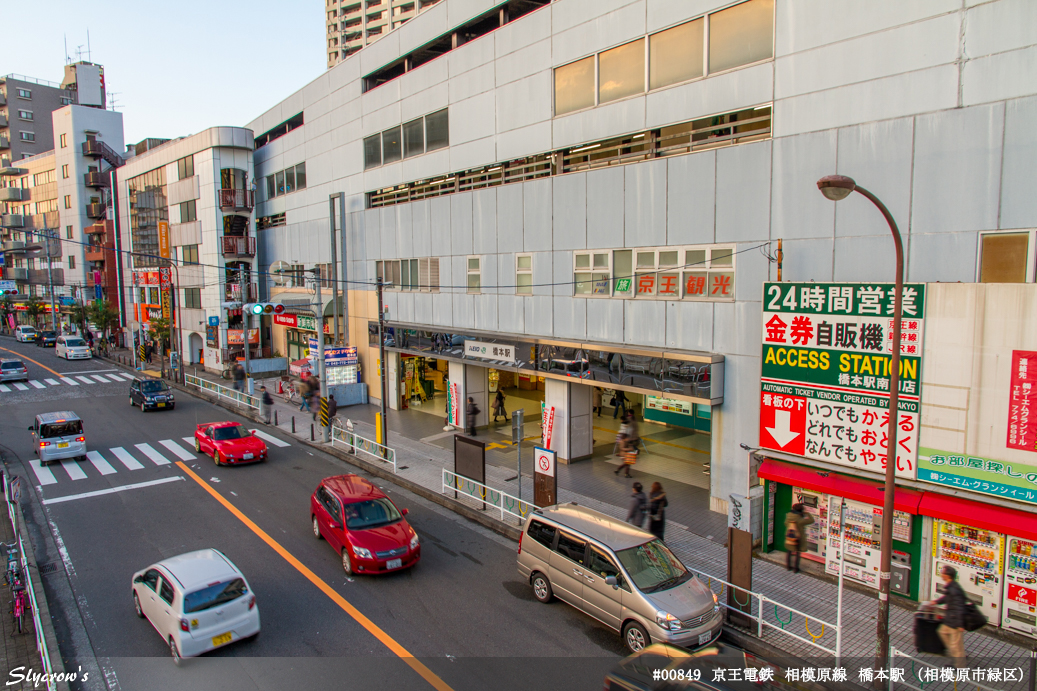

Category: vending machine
[792, 488, 828, 563]
[931, 521, 1003, 623]
[1002, 535, 1037, 638]
[825, 498, 881, 588]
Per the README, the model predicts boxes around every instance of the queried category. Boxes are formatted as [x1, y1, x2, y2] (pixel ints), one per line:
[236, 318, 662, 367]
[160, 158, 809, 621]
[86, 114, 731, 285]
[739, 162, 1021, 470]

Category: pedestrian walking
[783, 503, 814, 573]
[298, 377, 312, 412]
[929, 565, 967, 668]
[592, 388, 602, 416]
[626, 482, 647, 528]
[492, 390, 508, 422]
[465, 396, 479, 436]
[308, 376, 321, 419]
[145, 341, 154, 364]
[259, 386, 273, 424]
[612, 390, 628, 419]
[232, 362, 246, 392]
[327, 394, 338, 424]
[620, 411, 640, 448]
[613, 433, 635, 477]
[647, 482, 668, 540]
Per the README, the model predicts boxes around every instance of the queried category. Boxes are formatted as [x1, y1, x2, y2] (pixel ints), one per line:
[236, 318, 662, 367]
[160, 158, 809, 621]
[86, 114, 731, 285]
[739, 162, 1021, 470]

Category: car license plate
[212, 632, 233, 647]
[699, 632, 712, 646]
[243, 452, 254, 460]
[58, 442, 69, 448]
[387, 558, 402, 569]
[157, 402, 165, 408]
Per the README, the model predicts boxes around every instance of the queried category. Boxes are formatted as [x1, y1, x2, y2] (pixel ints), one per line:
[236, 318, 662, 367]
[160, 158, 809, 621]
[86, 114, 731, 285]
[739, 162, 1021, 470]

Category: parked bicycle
[2, 540, 19, 587]
[9, 571, 29, 634]
[281, 380, 300, 405]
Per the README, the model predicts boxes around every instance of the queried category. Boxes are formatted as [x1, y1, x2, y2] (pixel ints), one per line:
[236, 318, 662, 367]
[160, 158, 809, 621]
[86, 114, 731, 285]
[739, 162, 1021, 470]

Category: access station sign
[759, 282, 926, 479]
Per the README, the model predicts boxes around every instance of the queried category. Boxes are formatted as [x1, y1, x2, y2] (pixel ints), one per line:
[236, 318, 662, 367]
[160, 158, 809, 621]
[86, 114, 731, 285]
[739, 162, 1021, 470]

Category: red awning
[918, 492, 1037, 542]
[758, 459, 924, 514]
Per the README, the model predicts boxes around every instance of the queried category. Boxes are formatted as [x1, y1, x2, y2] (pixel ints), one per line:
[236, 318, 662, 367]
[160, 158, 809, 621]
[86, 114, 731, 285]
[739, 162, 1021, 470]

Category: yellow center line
[592, 426, 710, 456]
[0, 346, 64, 378]
[175, 461, 455, 691]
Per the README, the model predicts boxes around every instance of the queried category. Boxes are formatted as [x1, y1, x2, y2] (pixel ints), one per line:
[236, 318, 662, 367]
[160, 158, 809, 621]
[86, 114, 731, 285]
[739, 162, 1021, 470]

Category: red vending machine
[1002, 534, 1037, 639]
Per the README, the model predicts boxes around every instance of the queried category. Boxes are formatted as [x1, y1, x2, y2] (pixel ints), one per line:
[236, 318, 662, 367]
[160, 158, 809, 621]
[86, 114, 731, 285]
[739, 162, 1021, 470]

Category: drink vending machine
[931, 520, 1003, 623]
[1002, 534, 1037, 639]
[792, 488, 828, 563]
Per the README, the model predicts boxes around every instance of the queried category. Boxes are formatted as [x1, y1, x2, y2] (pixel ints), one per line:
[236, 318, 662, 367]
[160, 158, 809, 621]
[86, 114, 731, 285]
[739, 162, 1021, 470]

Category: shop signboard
[646, 396, 693, 415]
[918, 447, 1037, 506]
[1007, 350, 1037, 453]
[227, 329, 260, 345]
[542, 405, 556, 451]
[449, 382, 462, 428]
[760, 282, 926, 479]
[464, 339, 516, 363]
[157, 221, 170, 259]
[205, 325, 219, 348]
[297, 315, 317, 331]
[274, 313, 298, 328]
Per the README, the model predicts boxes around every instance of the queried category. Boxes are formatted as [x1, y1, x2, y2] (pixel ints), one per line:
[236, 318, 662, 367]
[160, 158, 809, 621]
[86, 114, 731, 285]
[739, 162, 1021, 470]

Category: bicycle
[281, 381, 300, 405]
[2, 541, 19, 587]
[10, 572, 29, 634]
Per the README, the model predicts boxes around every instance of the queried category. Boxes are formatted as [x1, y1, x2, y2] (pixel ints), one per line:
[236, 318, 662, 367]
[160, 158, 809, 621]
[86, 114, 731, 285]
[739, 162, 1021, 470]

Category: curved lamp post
[817, 174, 903, 675]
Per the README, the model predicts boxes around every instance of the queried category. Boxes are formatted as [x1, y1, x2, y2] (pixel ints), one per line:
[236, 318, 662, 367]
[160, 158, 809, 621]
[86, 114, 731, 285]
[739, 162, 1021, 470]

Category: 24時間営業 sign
[759, 282, 926, 479]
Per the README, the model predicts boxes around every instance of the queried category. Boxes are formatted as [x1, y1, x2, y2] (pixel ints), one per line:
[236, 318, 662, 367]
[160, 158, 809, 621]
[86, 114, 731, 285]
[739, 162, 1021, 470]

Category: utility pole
[241, 267, 250, 393]
[377, 277, 388, 449]
[40, 228, 58, 333]
[314, 268, 328, 443]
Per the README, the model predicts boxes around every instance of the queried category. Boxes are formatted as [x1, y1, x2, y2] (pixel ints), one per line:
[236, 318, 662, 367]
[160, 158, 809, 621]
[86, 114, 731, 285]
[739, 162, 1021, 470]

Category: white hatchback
[15, 325, 37, 343]
[55, 336, 92, 360]
[131, 549, 260, 664]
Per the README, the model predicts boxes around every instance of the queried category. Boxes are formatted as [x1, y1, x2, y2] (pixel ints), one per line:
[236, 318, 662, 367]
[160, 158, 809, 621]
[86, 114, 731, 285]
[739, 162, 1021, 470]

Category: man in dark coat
[783, 503, 814, 573]
[625, 483, 646, 528]
[930, 565, 967, 667]
[466, 397, 479, 436]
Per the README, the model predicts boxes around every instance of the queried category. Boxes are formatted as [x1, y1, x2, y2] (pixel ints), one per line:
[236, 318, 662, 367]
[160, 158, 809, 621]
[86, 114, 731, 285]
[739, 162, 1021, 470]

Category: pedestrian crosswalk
[28, 430, 293, 486]
[0, 371, 137, 393]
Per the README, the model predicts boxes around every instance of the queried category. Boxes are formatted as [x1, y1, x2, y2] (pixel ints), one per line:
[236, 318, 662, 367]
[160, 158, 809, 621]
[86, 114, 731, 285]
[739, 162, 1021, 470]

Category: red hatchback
[194, 422, 268, 465]
[310, 475, 420, 576]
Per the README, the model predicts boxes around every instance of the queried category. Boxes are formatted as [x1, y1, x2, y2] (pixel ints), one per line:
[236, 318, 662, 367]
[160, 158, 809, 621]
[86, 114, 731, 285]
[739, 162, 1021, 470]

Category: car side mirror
[401, 508, 409, 516]
[133, 575, 143, 584]
[27, 426, 33, 431]
[251, 430, 256, 436]
[329, 521, 341, 530]
[605, 575, 618, 590]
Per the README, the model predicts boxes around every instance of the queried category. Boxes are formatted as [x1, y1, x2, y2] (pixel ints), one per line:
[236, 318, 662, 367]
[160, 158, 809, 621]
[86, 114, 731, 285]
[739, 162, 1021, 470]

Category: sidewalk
[140, 359, 1034, 682]
[0, 499, 39, 691]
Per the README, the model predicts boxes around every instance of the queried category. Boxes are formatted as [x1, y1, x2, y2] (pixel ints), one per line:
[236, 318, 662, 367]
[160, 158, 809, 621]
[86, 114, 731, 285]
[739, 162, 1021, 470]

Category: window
[588, 547, 629, 591]
[382, 126, 402, 164]
[179, 199, 196, 223]
[365, 109, 449, 168]
[141, 569, 160, 592]
[554, 532, 587, 565]
[425, 109, 448, 151]
[59, 133, 67, 148]
[67, 256, 75, 270]
[599, 39, 645, 104]
[979, 231, 1036, 283]
[295, 162, 307, 189]
[376, 258, 440, 291]
[275, 170, 285, 196]
[403, 117, 424, 158]
[284, 166, 296, 194]
[516, 254, 533, 294]
[177, 155, 194, 180]
[526, 520, 557, 549]
[257, 213, 286, 230]
[18, 110, 33, 121]
[265, 164, 305, 197]
[149, 288, 160, 304]
[184, 287, 202, 308]
[66, 226, 73, 240]
[650, 18, 704, 89]
[182, 245, 199, 265]
[574, 245, 734, 300]
[61, 164, 69, 179]
[467, 256, 481, 293]
[364, 134, 382, 169]
[266, 174, 277, 200]
[183, 579, 246, 613]
[20, 132, 35, 142]
[32, 170, 55, 186]
[17, 89, 31, 99]
[709, 0, 775, 74]
[158, 579, 175, 606]
[554, 56, 595, 116]
[289, 264, 306, 288]
[63, 195, 71, 209]
[255, 112, 304, 150]
[573, 252, 612, 296]
[318, 263, 335, 288]
[61, 97, 72, 105]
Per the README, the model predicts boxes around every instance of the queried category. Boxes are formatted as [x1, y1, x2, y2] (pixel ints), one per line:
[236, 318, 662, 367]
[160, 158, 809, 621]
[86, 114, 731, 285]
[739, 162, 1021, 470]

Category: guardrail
[5, 476, 57, 690]
[330, 424, 396, 473]
[441, 468, 534, 525]
[184, 373, 257, 409]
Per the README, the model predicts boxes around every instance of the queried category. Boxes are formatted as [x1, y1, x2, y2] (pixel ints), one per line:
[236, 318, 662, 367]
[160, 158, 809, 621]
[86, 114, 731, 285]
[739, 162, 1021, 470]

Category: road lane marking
[13, 383, 29, 391]
[61, 459, 88, 480]
[75, 376, 95, 385]
[107, 373, 132, 381]
[44, 378, 60, 386]
[102, 374, 125, 382]
[29, 380, 46, 389]
[0, 384, 10, 393]
[175, 461, 455, 691]
[182, 436, 195, 446]
[90, 375, 111, 384]
[42, 476, 184, 505]
[86, 451, 117, 475]
[249, 429, 291, 447]
[111, 447, 144, 470]
[158, 439, 195, 461]
[29, 460, 58, 486]
[135, 443, 171, 465]
[0, 347, 63, 377]
[60, 377, 79, 386]
[61, 369, 121, 375]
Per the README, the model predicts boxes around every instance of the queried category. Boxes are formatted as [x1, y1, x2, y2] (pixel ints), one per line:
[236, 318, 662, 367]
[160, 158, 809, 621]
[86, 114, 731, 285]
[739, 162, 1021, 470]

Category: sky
[5, 0, 327, 144]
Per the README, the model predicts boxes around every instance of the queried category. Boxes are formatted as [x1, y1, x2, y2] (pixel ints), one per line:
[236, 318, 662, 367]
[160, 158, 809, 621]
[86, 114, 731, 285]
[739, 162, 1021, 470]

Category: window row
[376, 258, 441, 292]
[554, 0, 774, 116]
[574, 246, 736, 300]
[364, 109, 448, 170]
[32, 169, 55, 186]
[265, 163, 307, 199]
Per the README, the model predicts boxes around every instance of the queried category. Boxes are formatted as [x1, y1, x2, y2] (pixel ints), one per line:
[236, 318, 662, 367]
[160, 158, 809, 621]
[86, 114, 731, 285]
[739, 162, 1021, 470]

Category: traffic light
[0, 289, 17, 296]
[246, 302, 285, 316]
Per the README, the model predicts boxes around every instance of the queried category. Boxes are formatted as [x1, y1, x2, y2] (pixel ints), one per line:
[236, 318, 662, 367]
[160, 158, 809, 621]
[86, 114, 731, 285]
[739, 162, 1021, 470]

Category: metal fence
[441, 468, 534, 525]
[184, 373, 258, 409]
[331, 424, 397, 473]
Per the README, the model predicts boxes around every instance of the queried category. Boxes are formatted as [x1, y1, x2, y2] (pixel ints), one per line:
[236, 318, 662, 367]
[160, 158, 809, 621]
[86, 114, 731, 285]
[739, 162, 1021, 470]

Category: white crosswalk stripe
[29, 380, 46, 389]
[13, 382, 29, 391]
[61, 377, 79, 386]
[250, 429, 291, 447]
[135, 443, 171, 466]
[0, 384, 10, 393]
[44, 378, 60, 386]
[0, 371, 146, 394]
[90, 375, 111, 384]
[61, 459, 88, 480]
[75, 376, 95, 384]
[86, 451, 117, 475]
[29, 460, 58, 486]
[111, 447, 144, 470]
[182, 436, 195, 446]
[158, 439, 195, 461]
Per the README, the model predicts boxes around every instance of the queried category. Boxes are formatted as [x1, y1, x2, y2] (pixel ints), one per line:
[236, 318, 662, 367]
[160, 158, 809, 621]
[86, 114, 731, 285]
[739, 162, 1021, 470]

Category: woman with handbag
[613, 433, 635, 478]
[647, 482, 667, 540]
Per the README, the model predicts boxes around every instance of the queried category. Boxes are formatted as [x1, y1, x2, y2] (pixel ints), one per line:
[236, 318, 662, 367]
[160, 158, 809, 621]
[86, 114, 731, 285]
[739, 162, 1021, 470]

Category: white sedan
[55, 336, 92, 360]
[131, 549, 260, 664]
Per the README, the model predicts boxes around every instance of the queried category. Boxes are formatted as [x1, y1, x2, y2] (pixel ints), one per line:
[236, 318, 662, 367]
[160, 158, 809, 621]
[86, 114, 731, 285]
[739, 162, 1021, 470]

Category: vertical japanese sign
[449, 382, 461, 428]
[759, 282, 926, 479]
[159, 267, 172, 321]
[157, 221, 170, 259]
[1007, 350, 1037, 453]
[542, 404, 556, 451]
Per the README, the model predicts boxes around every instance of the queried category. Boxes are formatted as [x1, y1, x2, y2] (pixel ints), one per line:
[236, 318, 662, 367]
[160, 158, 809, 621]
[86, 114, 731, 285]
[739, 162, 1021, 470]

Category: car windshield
[65, 338, 86, 347]
[40, 420, 83, 438]
[616, 540, 691, 593]
[1, 361, 25, 370]
[342, 498, 402, 530]
[183, 578, 248, 613]
[41, 331, 56, 338]
[213, 425, 248, 441]
[140, 380, 168, 393]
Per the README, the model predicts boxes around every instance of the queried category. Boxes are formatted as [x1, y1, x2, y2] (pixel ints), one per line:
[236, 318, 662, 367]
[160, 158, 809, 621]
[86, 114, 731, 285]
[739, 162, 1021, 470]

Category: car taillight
[248, 595, 256, 610]
[40, 441, 50, 447]
[76, 437, 85, 442]
[180, 618, 190, 632]
[517, 531, 523, 555]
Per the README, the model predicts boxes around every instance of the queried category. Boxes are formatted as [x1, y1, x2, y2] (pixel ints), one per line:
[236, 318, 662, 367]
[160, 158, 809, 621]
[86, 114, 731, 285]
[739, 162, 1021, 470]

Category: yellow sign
[158, 221, 170, 259]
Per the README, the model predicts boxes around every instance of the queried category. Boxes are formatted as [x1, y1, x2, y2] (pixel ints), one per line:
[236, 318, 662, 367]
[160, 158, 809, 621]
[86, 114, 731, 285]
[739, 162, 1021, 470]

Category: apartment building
[327, 0, 443, 67]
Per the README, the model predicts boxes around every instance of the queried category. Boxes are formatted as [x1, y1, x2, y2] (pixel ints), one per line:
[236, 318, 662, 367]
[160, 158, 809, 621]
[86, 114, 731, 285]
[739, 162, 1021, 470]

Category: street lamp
[816, 174, 904, 675]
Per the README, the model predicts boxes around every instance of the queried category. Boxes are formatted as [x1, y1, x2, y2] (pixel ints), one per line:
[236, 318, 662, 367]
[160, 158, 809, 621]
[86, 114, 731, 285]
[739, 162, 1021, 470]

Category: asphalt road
[0, 337, 623, 691]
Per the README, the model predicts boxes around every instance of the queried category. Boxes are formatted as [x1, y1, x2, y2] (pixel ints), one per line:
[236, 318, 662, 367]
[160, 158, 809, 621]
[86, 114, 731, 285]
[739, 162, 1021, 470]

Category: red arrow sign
[760, 392, 806, 455]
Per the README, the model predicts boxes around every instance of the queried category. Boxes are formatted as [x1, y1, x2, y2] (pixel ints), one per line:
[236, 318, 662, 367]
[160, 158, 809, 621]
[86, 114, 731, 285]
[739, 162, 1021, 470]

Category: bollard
[311, 424, 315, 441]
[274, 410, 279, 426]
[292, 416, 296, 434]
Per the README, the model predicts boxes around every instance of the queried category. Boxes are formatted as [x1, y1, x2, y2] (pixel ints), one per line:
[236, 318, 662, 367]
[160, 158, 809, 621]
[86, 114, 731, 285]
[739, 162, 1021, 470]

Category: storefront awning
[918, 492, 1037, 542]
[758, 459, 923, 514]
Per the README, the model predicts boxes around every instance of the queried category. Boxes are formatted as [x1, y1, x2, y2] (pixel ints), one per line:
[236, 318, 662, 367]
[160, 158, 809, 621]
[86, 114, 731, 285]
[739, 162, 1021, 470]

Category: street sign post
[512, 410, 524, 500]
[533, 446, 556, 508]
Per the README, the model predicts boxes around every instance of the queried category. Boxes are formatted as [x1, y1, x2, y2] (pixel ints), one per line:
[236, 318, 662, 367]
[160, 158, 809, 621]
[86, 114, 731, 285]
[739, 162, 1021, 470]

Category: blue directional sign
[208, 316, 220, 326]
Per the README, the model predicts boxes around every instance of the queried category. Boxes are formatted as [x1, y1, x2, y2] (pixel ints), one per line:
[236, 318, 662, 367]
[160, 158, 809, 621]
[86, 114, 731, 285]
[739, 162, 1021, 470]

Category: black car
[603, 643, 795, 691]
[129, 378, 175, 411]
[35, 331, 58, 347]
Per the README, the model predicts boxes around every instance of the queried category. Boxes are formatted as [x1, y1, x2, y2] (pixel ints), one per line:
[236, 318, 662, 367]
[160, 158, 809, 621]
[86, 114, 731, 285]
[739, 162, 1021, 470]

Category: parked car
[130, 378, 176, 411]
[517, 503, 722, 654]
[28, 411, 86, 464]
[34, 330, 58, 347]
[14, 326, 37, 343]
[0, 358, 29, 383]
[131, 549, 260, 664]
[194, 422, 267, 465]
[602, 642, 789, 691]
[55, 336, 92, 360]
[311, 474, 420, 576]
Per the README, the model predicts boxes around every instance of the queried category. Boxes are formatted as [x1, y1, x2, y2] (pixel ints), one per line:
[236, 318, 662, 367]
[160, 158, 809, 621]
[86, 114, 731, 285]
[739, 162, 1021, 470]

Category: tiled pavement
[0, 501, 42, 691]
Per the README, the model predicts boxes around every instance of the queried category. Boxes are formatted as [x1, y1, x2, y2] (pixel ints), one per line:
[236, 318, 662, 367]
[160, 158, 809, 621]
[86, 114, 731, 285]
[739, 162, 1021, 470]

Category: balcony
[85, 222, 107, 235]
[86, 203, 106, 219]
[84, 171, 110, 188]
[81, 140, 125, 168]
[0, 91, 5, 105]
[85, 246, 105, 262]
[2, 240, 25, 251]
[0, 187, 25, 202]
[1, 214, 24, 227]
[0, 136, 10, 150]
[3, 268, 28, 281]
[0, 114, 7, 128]
[28, 268, 64, 286]
[222, 235, 256, 258]
[225, 282, 258, 303]
[0, 165, 27, 177]
[218, 189, 255, 212]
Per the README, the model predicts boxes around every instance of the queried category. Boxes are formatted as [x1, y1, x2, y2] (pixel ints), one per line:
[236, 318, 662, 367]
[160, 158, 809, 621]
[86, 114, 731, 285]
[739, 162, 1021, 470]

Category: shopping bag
[914, 611, 945, 655]
[963, 600, 988, 632]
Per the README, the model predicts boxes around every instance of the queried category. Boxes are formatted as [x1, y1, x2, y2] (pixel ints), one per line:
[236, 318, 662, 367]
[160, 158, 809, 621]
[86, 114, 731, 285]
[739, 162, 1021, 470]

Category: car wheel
[129, 397, 134, 406]
[623, 621, 650, 654]
[214, 450, 222, 466]
[194, 437, 201, 453]
[141, 402, 146, 413]
[532, 572, 553, 603]
[312, 516, 323, 540]
[133, 592, 145, 618]
[169, 637, 182, 666]
[341, 549, 353, 576]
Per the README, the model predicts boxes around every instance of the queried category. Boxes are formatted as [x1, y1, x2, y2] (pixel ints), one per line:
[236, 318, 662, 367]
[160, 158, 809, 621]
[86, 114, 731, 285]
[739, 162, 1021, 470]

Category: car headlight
[656, 611, 682, 631]
[713, 592, 720, 612]
[409, 534, 420, 550]
[353, 546, 372, 559]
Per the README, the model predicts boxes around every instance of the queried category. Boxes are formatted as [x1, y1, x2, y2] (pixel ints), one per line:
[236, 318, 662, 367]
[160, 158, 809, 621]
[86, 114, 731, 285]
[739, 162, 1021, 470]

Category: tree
[147, 315, 171, 354]
[88, 300, 120, 339]
[25, 295, 45, 329]
[69, 302, 90, 335]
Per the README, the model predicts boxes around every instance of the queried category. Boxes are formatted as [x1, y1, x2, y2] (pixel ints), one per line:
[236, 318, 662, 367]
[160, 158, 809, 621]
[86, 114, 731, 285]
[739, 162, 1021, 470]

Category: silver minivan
[517, 503, 722, 654]
[29, 411, 86, 464]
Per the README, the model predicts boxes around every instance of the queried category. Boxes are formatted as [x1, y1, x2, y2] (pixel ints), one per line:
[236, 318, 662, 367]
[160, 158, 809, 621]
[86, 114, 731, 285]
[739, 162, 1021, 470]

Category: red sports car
[310, 475, 420, 576]
[194, 422, 268, 466]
